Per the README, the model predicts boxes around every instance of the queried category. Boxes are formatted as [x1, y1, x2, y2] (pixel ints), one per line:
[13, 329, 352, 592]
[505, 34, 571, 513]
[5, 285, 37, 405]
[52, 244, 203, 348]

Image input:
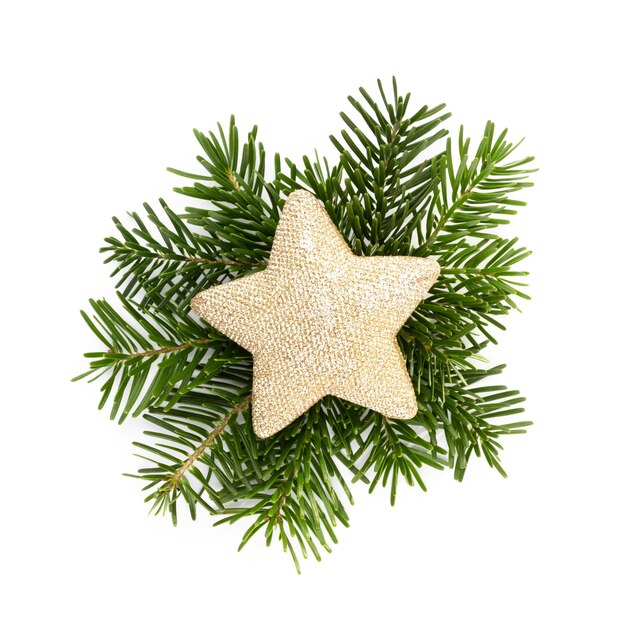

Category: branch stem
[423, 185, 475, 249]
[162, 396, 251, 492]
[183, 255, 268, 267]
[108, 244, 267, 268]
[124, 338, 214, 361]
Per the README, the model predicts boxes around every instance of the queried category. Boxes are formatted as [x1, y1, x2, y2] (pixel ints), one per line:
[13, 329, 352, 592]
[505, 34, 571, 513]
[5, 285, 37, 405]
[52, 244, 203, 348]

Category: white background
[1, 1, 624, 623]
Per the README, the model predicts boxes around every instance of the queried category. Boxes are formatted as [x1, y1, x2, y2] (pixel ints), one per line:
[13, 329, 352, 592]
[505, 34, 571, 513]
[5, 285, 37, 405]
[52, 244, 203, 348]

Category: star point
[191, 190, 439, 438]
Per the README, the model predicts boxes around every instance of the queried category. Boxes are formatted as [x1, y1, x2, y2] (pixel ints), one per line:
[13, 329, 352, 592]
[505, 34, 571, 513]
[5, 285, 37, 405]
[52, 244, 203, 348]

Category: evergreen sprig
[75, 78, 535, 571]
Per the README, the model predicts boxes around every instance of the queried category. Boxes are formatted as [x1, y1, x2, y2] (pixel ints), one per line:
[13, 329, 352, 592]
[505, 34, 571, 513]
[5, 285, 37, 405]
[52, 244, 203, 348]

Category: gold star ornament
[191, 190, 440, 438]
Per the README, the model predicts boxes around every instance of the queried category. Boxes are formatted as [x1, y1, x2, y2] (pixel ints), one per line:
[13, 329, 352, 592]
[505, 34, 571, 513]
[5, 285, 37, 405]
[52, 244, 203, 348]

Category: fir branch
[76, 76, 535, 570]
[349, 415, 446, 504]
[173, 116, 282, 266]
[129, 385, 253, 520]
[215, 406, 353, 572]
[74, 294, 247, 422]
[415, 122, 536, 255]
[324, 77, 451, 254]
[101, 199, 264, 312]
[162, 395, 251, 493]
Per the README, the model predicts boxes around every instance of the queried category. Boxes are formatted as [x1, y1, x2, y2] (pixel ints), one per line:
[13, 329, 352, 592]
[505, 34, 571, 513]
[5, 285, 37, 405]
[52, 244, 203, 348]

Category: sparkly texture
[191, 190, 440, 438]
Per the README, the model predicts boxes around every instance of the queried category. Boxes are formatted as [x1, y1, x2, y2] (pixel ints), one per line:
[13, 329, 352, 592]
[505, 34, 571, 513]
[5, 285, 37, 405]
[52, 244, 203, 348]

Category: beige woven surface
[192, 190, 440, 438]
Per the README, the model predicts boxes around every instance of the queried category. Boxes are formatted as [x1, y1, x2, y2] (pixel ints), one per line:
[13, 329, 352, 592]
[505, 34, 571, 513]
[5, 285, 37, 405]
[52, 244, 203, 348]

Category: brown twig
[122, 338, 214, 360]
[161, 396, 252, 492]
[183, 256, 268, 267]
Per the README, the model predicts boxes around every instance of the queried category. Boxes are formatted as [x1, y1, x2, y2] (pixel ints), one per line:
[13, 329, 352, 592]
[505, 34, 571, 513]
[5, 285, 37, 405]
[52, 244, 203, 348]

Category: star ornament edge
[191, 190, 440, 438]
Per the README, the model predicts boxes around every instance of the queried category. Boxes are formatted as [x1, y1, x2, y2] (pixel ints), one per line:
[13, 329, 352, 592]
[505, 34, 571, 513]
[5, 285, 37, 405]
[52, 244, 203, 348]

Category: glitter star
[191, 190, 440, 438]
